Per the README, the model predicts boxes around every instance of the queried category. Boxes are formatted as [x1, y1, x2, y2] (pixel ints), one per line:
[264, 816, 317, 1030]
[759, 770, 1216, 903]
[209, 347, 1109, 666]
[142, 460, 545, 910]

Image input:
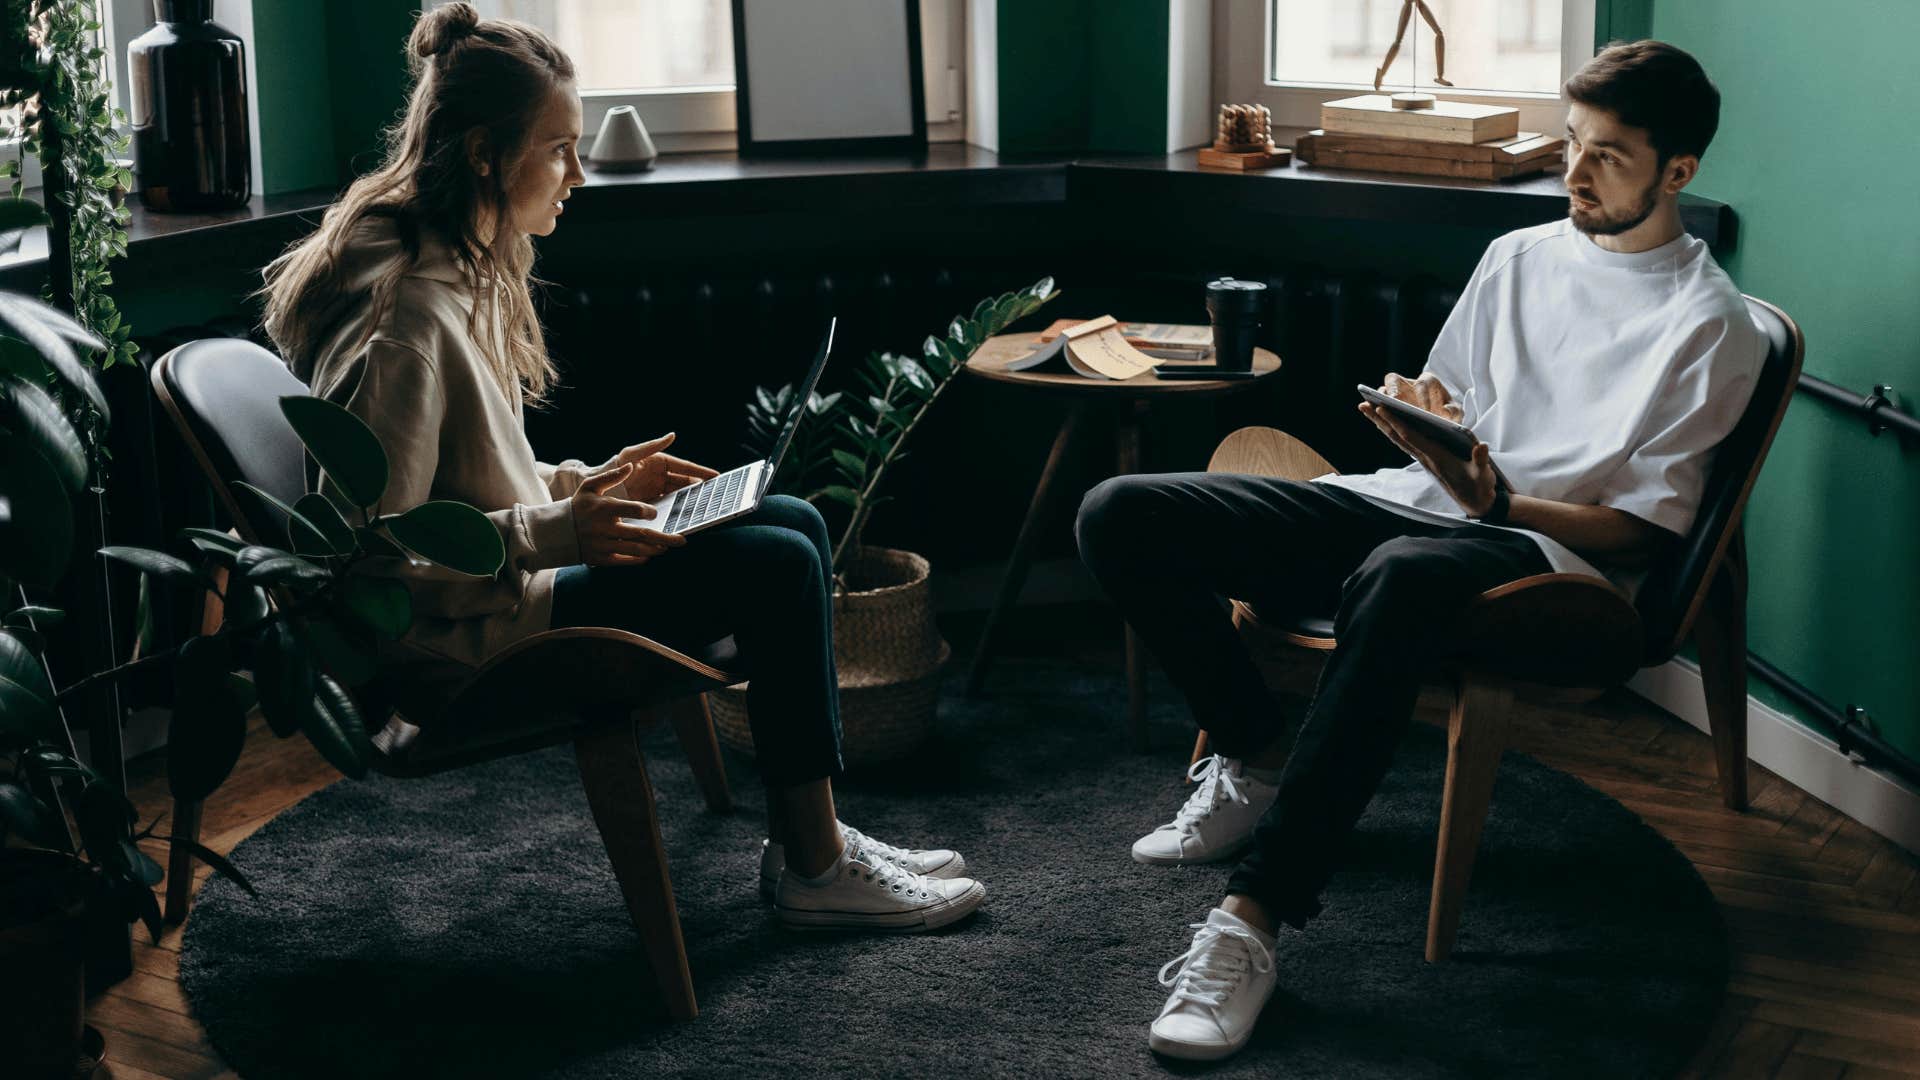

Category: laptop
[644, 317, 836, 536]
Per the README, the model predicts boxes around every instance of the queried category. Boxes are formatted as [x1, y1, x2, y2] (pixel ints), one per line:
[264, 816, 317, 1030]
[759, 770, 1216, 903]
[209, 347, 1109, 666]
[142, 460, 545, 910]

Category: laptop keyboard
[664, 467, 750, 533]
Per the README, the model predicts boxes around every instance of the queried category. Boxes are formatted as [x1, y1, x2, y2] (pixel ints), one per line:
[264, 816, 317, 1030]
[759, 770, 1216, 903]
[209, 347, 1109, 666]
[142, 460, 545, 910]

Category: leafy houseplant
[0, 285, 505, 1075]
[715, 278, 1058, 766]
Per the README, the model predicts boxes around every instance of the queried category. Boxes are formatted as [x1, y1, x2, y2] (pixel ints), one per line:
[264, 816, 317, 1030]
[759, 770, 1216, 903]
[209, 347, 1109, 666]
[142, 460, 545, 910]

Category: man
[1075, 41, 1764, 1062]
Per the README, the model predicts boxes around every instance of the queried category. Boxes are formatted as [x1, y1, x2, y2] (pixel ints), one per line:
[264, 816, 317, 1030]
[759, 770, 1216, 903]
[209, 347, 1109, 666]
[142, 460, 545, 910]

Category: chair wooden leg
[1188, 730, 1211, 777]
[668, 694, 734, 814]
[164, 798, 203, 924]
[1693, 550, 1750, 812]
[575, 716, 697, 1021]
[1426, 674, 1513, 963]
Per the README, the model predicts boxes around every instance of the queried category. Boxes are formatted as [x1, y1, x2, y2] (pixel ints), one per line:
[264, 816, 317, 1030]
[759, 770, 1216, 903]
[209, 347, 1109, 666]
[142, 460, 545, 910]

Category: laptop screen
[765, 316, 836, 480]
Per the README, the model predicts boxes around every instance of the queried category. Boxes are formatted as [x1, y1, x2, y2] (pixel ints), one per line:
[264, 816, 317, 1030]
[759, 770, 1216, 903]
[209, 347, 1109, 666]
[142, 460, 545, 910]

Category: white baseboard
[1628, 658, 1920, 856]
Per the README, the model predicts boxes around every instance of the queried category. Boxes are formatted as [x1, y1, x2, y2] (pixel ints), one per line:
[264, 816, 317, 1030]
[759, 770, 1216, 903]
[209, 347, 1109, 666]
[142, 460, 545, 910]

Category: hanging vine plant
[2, 0, 137, 459]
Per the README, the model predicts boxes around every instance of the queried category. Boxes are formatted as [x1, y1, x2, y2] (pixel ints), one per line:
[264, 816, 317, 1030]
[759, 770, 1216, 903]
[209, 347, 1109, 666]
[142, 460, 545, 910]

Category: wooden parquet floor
[88, 651, 1920, 1079]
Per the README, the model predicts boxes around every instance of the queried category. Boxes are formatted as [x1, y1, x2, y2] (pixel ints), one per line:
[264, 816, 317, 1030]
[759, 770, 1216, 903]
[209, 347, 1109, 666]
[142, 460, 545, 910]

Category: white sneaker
[774, 836, 987, 932]
[1149, 908, 1279, 1061]
[759, 823, 968, 898]
[1132, 755, 1280, 865]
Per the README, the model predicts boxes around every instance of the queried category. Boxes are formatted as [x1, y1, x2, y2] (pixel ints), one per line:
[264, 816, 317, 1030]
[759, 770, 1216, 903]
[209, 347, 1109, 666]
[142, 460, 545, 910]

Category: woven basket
[712, 547, 948, 769]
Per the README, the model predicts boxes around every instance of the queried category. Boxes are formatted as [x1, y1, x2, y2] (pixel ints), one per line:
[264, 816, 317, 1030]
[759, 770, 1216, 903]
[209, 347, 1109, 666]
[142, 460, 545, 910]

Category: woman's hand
[572, 464, 687, 566]
[598, 433, 719, 501]
[1379, 372, 1464, 422]
[1358, 402, 1500, 518]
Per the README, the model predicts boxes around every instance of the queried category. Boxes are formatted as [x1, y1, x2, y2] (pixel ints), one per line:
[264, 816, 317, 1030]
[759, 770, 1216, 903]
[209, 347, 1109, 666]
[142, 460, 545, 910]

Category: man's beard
[1568, 174, 1661, 236]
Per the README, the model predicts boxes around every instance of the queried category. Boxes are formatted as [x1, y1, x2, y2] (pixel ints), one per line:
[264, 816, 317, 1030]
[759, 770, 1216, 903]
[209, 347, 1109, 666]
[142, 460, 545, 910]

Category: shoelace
[1158, 922, 1275, 1010]
[848, 841, 936, 900]
[841, 825, 918, 867]
[1168, 755, 1248, 833]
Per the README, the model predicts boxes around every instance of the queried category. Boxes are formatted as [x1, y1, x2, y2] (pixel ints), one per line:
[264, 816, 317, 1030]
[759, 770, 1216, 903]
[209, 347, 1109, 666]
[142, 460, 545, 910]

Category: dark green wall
[251, 0, 414, 193]
[1650, 0, 1920, 760]
[995, 0, 1167, 155]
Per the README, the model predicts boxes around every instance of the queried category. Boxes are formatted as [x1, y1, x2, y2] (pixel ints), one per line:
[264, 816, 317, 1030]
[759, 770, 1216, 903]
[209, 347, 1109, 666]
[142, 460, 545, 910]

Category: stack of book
[1294, 95, 1563, 182]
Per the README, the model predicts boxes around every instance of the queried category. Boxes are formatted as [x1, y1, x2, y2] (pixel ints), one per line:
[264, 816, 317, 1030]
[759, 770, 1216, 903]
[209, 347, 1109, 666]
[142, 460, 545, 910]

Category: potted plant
[711, 278, 1057, 767]
[0, 269, 506, 1075]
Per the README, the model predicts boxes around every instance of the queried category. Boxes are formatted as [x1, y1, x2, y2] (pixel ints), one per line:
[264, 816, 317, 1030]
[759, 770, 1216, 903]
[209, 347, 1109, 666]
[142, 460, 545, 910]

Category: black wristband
[1472, 487, 1511, 524]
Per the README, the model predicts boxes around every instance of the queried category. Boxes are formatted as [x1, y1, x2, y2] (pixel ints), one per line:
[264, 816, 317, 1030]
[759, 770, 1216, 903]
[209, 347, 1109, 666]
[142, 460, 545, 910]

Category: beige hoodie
[288, 213, 591, 690]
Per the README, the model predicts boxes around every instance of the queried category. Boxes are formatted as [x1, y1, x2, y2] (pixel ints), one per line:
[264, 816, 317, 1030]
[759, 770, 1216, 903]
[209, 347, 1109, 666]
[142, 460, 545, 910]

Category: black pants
[1075, 474, 1549, 928]
[550, 495, 844, 787]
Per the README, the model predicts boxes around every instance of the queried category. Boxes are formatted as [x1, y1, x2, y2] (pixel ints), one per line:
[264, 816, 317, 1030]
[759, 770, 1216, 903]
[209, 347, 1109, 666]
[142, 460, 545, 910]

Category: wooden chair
[1190, 295, 1804, 962]
[150, 338, 744, 1020]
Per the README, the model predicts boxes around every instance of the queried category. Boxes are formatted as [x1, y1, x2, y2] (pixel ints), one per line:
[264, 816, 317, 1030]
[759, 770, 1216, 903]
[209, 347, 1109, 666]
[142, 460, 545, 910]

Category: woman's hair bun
[410, 2, 482, 60]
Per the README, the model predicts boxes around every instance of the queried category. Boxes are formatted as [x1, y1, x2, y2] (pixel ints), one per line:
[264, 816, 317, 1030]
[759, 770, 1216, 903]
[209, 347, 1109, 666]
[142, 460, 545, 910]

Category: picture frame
[730, 0, 927, 157]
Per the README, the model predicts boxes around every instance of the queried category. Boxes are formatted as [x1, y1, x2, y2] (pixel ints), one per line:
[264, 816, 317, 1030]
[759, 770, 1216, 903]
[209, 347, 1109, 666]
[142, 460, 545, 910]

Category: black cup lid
[1207, 277, 1267, 292]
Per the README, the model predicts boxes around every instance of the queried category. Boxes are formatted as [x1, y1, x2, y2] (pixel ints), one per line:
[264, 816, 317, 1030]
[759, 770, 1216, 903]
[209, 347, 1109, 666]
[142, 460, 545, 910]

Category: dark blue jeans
[550, 494, 844, 787]
[1076, 474, 1549, 929]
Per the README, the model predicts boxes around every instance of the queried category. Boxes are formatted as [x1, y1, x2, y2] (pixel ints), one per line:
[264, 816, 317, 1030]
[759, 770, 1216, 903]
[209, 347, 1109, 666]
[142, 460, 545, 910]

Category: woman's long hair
[261, 3, 571, 403]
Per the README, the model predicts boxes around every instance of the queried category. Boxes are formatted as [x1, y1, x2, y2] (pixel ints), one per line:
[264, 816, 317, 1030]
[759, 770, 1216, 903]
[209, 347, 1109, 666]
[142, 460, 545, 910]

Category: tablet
[1356, 383, 1511, 491]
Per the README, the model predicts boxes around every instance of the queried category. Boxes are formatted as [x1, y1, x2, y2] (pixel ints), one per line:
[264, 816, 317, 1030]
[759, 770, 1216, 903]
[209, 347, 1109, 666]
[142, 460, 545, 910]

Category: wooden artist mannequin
[1374, 0, 1453, 93]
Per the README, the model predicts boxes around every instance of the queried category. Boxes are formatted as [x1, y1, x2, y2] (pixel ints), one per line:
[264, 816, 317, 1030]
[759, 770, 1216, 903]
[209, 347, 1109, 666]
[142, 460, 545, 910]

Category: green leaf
[232, 481, 327, 551]
[0, 780, 63, 848]
[0, 372, 85, 493]
[172, 837, 257, 897]
[252, 621, 311, 738]
[74, 781, 135, 877]
[0, 291, 109, 416]
[355, 525, 406, 559]
[0, 429, 74, 585]
[819, 484, 861, 508]
[336, 575, 411, 640]
[180, 528, 244, 556]
[224, 582, 268, 631]
[300, 617, 379, 687]
[293, 492, 354, 555]
[384, 500, 505, 577]
[3, 624, 45, 655]
[1029, 276, 1056, 301]
[830, 449, 867, 478]
[236, 551, 330, 588]
[302, 673, 370, 780]
[3, 605, 63, 628]
[99, 545, 198, 582]
[0, 196, 48, 231]
[167, 637, 247, 803]
[225, 671, 258, 712]
[121, 839, 164, 885]
[279, 396, 388, 508]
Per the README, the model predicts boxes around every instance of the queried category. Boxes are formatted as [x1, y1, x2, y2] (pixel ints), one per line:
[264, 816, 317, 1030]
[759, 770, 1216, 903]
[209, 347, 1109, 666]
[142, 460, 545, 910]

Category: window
[1222, 0, 1595, 136]
[467, 0, 964, 153]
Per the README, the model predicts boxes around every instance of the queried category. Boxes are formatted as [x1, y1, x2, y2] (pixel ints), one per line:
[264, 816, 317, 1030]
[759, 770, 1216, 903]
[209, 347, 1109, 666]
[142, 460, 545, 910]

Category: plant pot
[0, 849, 103, 1079]
[711, 546, 948, 769]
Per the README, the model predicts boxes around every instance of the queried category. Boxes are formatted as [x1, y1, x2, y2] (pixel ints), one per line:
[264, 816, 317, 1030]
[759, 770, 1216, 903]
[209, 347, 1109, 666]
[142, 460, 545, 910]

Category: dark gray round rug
[180, 660, 1726, 1079]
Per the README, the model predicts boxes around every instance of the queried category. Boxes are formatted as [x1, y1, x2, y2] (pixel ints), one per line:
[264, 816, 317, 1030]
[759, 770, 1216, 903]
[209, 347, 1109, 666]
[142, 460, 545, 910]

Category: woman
[260, 3, 983, 932]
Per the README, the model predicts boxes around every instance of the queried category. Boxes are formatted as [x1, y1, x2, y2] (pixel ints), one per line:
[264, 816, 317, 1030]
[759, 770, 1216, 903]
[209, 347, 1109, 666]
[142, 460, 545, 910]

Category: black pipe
[1798, 373, 1920, 441]
[1747, 652, 1920, 791]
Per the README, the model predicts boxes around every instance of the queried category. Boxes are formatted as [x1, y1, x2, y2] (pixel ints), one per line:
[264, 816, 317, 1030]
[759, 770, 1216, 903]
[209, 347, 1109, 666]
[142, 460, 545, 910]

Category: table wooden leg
[966, 406, 1088, 696]
[1116, 402, 1151, 752]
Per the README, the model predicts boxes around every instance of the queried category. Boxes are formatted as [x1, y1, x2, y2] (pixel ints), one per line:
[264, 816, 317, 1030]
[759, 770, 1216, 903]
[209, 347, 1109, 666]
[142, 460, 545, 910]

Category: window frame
[576, 0, 967, 156]
[1220, 0, 1597, 137]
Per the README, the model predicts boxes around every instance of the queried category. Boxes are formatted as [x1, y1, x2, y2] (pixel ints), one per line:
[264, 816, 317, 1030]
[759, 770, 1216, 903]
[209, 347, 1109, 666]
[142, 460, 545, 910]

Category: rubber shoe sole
[760, 852, 969, 899]
[1149, 1025, 1254, 1062]
[774, 880, 987, 932]
[1130, 835, 1253, 866]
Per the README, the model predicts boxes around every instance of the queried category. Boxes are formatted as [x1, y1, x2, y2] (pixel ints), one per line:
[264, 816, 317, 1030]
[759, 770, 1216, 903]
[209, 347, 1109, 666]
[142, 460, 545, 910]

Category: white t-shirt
[1316, 217, 1767, 594]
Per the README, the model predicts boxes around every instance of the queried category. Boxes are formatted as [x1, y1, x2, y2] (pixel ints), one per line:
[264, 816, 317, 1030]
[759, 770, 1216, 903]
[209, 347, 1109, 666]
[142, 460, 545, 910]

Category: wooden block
[1293, 131, 1561, 181]
[1197, 145, 1293, 171]
[1300, 129, 1562, 165]
[1320, 94, 1520, 145]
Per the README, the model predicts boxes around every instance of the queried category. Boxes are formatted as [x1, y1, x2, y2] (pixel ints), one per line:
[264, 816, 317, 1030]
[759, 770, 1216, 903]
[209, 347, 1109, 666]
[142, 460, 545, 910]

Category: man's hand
[1359, 402, 1501, 518]
[593, 432, 719, 503]
[572, 464, 687, 566]
[1379, 372, 1463, 422]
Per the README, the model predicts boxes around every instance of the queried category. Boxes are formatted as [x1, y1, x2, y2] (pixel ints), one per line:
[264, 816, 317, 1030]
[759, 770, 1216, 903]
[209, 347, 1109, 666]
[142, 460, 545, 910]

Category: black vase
[128, 0, 250, 212]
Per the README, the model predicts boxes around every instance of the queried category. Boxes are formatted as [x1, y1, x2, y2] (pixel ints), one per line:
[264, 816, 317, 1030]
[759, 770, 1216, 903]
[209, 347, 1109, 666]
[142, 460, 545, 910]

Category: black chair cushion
[1634, 298, 1796, 663]
[156, 338, 310, 542]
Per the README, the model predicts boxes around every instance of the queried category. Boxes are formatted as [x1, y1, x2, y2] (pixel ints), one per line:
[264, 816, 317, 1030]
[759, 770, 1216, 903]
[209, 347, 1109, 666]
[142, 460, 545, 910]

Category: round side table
[961, 331, 1282, 751]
